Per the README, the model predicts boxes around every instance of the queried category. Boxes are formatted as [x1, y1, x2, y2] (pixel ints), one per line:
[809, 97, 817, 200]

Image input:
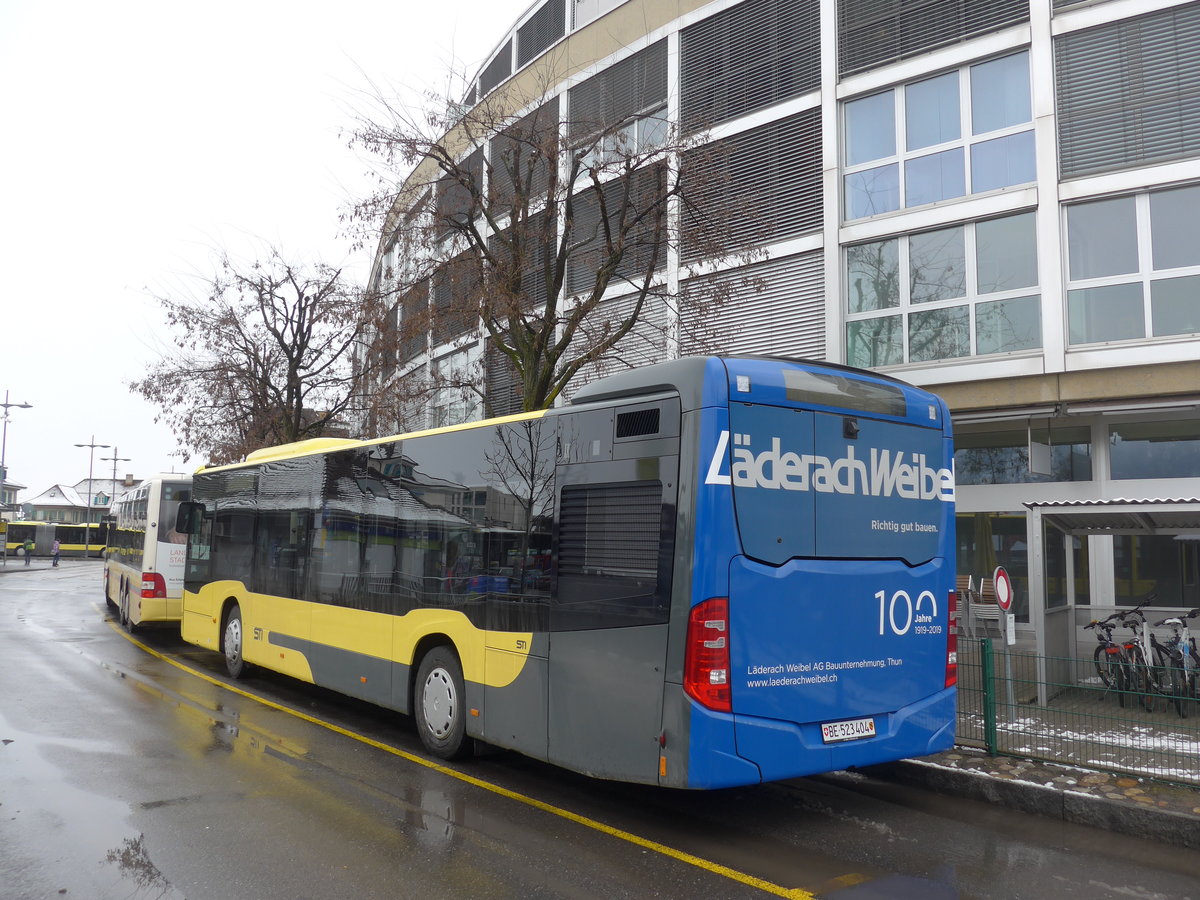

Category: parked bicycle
[1152, 608, 1200, 719]
[1117, 594, 1165, 713]
[1085, 612, 1134, 707]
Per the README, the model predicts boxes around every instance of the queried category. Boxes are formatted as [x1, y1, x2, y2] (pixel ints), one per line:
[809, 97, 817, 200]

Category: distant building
[1, 475, 27, 519]
[22, 475, 142, 524]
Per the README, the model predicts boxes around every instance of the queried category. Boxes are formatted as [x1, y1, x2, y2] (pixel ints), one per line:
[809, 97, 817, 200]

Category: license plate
[821, 717, 876, 743]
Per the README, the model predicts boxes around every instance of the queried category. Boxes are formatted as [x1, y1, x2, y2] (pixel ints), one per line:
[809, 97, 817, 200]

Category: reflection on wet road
[2, 565, 1197, 900]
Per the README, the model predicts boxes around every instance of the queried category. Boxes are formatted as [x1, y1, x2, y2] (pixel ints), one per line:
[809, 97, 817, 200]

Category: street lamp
[74, 436, 111, 559]
[1, 390, 33, 510]
[99, 448, 132, 507]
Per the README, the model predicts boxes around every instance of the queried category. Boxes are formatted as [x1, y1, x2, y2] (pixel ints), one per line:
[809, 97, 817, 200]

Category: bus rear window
[728, 404, 951, 567]
[782, 368, 907, 417]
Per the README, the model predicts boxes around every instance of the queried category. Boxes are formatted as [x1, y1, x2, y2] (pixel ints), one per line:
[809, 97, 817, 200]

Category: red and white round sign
[993, 566, 1014, 611]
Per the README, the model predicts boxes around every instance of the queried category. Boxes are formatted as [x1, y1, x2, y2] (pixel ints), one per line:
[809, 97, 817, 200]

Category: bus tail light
[946, 589, 958, 688]
[684, 597, 731, 713]
[142, 573, 167, 599]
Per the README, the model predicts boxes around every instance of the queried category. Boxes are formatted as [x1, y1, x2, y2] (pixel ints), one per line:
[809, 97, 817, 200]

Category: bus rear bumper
[732, 687, 956, 783]
[685, 687, 955, 787]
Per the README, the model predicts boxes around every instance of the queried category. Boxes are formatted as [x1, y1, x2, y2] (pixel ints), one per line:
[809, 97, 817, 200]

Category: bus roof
[198, 410, 547, 474]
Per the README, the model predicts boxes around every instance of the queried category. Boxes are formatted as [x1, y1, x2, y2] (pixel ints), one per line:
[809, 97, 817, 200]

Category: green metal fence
[957, 638, 1200, 787]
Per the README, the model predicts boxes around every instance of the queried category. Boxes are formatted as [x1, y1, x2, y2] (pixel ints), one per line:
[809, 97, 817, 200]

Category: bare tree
[132, 249, 397, 465]
[345, 63, 762, 422]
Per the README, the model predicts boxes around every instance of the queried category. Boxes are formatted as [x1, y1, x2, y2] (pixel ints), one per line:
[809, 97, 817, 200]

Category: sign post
[993, 565, 1016, 706]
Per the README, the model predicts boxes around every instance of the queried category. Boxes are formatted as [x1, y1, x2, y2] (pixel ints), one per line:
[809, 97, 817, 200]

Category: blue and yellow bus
[175, 356, 956, 788]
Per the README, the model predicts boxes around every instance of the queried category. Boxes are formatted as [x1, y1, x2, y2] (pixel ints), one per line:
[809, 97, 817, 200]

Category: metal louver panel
[569, 40, 667, 140]
[432, 253, 479, 344]
[680, 0, 820, 131]
[681, 108, 822, 261]
[838, 0, 1029, 77]
[1056, 4, 1200, 179]
[559, 482, 663, 579]
[489, 98, 560, 211]
[566, 163, 668, 296]
[488, 209, 553, 312]
[399, 281, 429, 363]
[479, 40, 513, 97]
[485, 338, 524, 417]
[434, 149, 482, 239]
[518, 1, 566, 68]
[565, 292, 670, 398]
[681, 250, 825, 359]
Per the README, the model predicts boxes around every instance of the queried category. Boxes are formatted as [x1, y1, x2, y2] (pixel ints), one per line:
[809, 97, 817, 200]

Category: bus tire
[223, 605, 249, 680]
[120, 582, 139, 634]
[414, 646, 472, 761]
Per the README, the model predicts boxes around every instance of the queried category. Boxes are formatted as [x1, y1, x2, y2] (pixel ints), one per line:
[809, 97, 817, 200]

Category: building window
[845, 210, 1039, 366]
[430, 349, 478, 429]
[569, 40, 666, 149]
[1114, 534, 1199, 608]
[1109, 419, 1200, 481]
[956, 512, 1032, 622]
[955, 426, 1092, 485]
[843, 52, 1034, 221]
[1065, 184, 1200, 345]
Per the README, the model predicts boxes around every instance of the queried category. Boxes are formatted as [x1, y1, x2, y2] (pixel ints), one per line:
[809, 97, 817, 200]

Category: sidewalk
[865, 746, 1200, 849]
[0, 557, 97, 572]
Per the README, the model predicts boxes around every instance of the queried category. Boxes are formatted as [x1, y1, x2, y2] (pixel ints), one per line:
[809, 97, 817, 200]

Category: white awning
[1024, 498, 1200, 535]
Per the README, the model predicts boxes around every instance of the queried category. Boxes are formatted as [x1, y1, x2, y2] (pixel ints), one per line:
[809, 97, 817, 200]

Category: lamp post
[1, 390, 33, 512]
[74, 436, 110, 559]
[99, 448, 131, 509]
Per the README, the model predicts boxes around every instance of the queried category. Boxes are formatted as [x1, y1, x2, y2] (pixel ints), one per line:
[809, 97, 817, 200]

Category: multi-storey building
[365, 0, 1200, 650]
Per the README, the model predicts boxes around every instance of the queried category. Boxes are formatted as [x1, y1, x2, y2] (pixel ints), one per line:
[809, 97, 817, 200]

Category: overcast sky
[0, 0, 531, 503]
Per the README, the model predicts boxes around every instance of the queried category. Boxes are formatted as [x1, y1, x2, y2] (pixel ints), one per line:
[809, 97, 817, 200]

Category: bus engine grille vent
[616, 407, 660, 439]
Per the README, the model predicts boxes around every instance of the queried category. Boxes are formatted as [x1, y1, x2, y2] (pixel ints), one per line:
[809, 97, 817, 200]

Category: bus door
[548, 401, 680, 783]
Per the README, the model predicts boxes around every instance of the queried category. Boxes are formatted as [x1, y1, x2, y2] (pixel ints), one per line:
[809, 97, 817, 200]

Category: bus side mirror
[176, 501, 204, 534]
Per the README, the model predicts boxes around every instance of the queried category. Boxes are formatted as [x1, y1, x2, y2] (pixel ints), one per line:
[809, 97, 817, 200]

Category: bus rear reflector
[141, 573, 167, 599]
[684, 597, 731, 713]
[946, 589, 958, 688]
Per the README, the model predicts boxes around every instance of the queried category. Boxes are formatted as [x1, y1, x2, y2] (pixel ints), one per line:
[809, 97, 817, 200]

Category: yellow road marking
[108, 620, 818, 898]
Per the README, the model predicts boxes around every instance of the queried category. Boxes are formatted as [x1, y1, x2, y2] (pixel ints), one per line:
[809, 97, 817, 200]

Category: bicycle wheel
[1092, 645, 1116, 691]
[1128, 646, 1156, 712]
[1114, 658, 1129, 709]
[1170, 663, 1188, 719]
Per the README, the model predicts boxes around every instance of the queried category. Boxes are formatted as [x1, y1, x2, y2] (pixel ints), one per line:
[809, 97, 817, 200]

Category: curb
[863, 757, 1200, 849]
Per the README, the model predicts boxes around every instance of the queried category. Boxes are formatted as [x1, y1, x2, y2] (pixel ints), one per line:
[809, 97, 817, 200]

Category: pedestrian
[23, 538, 33, 566]
[51, 538, 61, 567]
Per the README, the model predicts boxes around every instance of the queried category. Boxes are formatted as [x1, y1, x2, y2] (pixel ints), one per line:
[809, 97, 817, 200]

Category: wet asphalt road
[1, 563, 1197, 900]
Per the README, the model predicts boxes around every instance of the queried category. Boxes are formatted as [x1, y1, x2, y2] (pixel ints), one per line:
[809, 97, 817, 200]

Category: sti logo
[704, 430, 955, 502]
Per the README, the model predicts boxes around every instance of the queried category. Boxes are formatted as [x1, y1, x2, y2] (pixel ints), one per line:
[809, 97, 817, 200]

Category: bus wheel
[223, 605, 249, 680]
[414, 646, 472, 761]
[119, 581, 135, 632]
